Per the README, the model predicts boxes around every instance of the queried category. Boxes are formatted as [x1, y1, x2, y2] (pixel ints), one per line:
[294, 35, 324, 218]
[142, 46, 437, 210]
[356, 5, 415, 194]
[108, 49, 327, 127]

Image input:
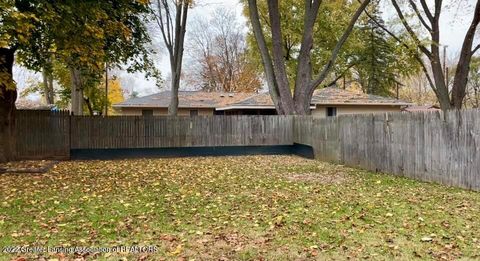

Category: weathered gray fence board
[293, 110, 480, 191]
[69, 115, 293, 149]
[15, 109, 480, 191]
[15, 110, 70, 159]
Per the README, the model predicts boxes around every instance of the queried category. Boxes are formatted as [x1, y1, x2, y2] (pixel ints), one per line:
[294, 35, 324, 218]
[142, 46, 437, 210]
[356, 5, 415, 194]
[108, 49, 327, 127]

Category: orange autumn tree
[187, 8, 262, 93]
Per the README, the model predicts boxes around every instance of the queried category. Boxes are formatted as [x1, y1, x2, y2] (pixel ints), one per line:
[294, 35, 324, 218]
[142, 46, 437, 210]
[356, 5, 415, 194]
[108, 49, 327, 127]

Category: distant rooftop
[113, 91, 253, 109]
[311, 87, 411, 106]
[114, 87, 411, 110]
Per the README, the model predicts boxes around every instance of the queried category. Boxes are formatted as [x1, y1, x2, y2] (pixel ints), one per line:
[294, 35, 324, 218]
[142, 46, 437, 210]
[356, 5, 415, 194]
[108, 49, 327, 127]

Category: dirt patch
[0, 160, 58, 174]
[285, 171, 350, 184]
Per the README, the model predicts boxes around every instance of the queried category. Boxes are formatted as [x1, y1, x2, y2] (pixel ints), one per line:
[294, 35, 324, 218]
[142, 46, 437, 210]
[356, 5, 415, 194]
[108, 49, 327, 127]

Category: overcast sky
[14, 0, 478, 100]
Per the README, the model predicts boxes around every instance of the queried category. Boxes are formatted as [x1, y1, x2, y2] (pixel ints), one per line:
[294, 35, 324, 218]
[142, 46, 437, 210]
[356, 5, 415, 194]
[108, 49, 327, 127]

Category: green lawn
[1, 155, 479, 260]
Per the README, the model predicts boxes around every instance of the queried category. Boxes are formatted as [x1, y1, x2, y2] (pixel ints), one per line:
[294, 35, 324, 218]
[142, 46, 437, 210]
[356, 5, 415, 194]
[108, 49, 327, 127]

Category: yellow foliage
[107, 78, 124, 115]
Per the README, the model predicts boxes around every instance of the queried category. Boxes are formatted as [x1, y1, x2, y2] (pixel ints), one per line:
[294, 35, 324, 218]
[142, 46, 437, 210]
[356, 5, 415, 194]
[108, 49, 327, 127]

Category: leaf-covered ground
[1, 155, 480, 260]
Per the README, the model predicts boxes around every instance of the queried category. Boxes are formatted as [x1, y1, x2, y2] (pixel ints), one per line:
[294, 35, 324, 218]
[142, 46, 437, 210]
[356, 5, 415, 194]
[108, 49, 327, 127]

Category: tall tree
[152, 0, 191, 116]
[0, 0, 45, 162]
[0, 0, 153, 161]
[188, 8, 261, 92]
[246, 0, 371, 114]
[390, 0, 480, 110]
[54, 1, 154, 115]
[353, 0, 396, 95]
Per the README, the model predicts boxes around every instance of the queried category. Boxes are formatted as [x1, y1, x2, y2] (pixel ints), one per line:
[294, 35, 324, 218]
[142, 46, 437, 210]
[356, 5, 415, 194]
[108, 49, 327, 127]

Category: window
[326, 107, 337, 117]
[190, 110, 199, 117]
[142, 109, 153, 116]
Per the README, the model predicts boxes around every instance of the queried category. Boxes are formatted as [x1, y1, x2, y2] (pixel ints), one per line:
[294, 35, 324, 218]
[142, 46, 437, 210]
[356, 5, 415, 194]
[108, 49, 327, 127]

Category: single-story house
[113, 87, 411, 116]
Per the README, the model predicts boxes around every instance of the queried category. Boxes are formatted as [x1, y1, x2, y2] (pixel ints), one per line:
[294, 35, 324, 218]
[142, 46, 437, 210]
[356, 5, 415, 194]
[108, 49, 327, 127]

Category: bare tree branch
[325, 63, 356, 87]
[153, 0, 173, 54]
[419, 0, 434, 22]
[391, 0, 432, 59]
[473, 44, 480, 55]
[408, 0, 432, 32]
[310, 0, 371, 91]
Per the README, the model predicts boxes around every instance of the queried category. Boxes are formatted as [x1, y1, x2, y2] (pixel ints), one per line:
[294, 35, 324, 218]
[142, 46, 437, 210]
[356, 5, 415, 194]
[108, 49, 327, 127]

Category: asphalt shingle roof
[310, 87, 411, 105]
[114, 87, 410, 110]
[113, 91, 253, 109]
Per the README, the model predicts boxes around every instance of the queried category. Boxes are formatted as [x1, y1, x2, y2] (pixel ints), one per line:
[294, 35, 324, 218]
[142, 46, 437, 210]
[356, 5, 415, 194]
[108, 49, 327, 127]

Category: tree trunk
[293, 1, 320, 115]
[0, 47, 17, 162]
[248, 0, 370, 115]
[430, 57, 452, 110]
[451, 0, 480, 109]
[42, 68, 55, 105]
[84, 97, 94, 116]
[168, 64, 180, 115]
[167, 1, 189, 116]
[294, 87, 315, 115]
[70, 68, 84, 115]
[267, 0, 295, 115]
[247, 0, 283, 114]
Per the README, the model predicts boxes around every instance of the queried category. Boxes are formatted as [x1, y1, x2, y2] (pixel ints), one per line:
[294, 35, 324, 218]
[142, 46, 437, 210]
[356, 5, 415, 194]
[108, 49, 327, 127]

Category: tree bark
[452, 0, 480, 109]
[166, 1, 189, 116]
[247, 0, 283, 114]
[42, 67, 55, 105]
[428, 0, 452, 111]
[293, 0, 321, 114]
[84, 97, 94, 116]
[296, 0, 371, 114]
[267, 0, 295, 115]
[70, 68, 84, 115]
[0, 47, 17, 162]
[168, 64, 180, 115]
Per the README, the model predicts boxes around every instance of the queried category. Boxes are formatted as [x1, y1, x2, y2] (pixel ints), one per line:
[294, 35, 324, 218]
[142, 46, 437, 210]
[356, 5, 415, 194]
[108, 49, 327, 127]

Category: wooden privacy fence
[15, 110, 70, 159]
[15, 111, 293, 159]
[15, 109, 480, 191]
[70, 115, 293, 149]
[293, 110, 480, 191]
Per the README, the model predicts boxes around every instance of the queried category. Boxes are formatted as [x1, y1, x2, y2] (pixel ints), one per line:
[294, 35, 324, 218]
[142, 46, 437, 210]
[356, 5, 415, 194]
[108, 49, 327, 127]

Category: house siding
[118, 107, 214, 116]
[311, 105, 402, 118]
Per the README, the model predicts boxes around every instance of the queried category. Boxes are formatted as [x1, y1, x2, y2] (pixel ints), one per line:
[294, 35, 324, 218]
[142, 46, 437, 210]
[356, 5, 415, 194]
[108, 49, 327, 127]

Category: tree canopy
[243, 0, 419, 98]
[0, 0, 155, 161]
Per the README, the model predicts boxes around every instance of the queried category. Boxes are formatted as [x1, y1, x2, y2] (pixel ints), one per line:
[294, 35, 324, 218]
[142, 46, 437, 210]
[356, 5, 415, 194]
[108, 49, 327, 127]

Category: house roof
[114, 87, 410, 110]
[217, 87, 410, 110]
[113, 91, 253, 109]
[311, 87, 411, 106]
[216, 93, 275, 110]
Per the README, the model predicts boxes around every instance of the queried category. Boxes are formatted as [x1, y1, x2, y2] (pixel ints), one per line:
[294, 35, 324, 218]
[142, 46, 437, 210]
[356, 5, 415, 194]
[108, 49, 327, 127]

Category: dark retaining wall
[71, 144, 315, 160]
